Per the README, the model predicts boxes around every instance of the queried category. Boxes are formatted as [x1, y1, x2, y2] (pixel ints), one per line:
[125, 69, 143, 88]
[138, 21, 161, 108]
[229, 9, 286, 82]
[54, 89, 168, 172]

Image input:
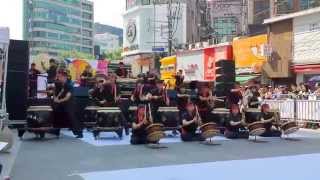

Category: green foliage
[58, 50, 94, 60]
[104, 48, 122, 60]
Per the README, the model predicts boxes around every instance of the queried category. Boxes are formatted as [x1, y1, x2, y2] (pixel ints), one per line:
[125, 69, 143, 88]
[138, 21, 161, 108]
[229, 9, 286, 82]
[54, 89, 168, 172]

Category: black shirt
[29, 69, 41, 82]
[54, 82, 73, 101]
[91, 84, 115, 103]
[177, 93, 189, 110]
[226, 113, 243, 132]
[248, 94, 260, 108]
[261, 112, 274, 130]
[181, 112, 197, 134]
[228, 91, 242, 106]
[150, 88, 166, 108]
[115, 68, 128, 77]
[47, 66, 57, 84]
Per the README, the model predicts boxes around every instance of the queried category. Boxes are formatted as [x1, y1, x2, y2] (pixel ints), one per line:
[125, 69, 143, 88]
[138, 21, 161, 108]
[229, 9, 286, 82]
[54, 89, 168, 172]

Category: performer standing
[148, 80, 170, 123]
[176, 84, 190, 118]
[52, 70, 83, 138]
[28, 63, 41, 98]
[224, 104, 249, 139]
[197, 84, 218, 124]
[80, 65, 93, 87]
[260, 104, 281, 137]
[180, 102, 204, 142]
[41, 58, 57, 84]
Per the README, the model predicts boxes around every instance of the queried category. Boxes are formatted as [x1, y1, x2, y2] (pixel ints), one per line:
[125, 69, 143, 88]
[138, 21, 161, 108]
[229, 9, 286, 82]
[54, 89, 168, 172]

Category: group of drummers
[42, 68, 299, 144]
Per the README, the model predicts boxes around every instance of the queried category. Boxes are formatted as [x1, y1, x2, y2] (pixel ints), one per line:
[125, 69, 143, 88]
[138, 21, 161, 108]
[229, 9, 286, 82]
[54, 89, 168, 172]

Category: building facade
[23, 0, 94, 59]
[207, 0, 247, 43]
[271, 0, 320, 16]
[123, 0, 204, 76]
[264, 7, 320, 85]
[247, 0, 270, 35]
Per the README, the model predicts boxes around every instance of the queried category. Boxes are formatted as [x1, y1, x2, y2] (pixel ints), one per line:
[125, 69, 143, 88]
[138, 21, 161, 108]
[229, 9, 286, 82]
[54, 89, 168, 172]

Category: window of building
[82, 3, 93, 11]
[82, 30, 92, 37]
[82, 12, 93, 20]
[83, 39, 92, 46]
[32, 31, 46, 38]
[276, 0, 294, 14]
[212, 17, 237, 36]
[83, 21, 92, 28]
[82, 47, 93, 54]
[48, 32, 59, 40]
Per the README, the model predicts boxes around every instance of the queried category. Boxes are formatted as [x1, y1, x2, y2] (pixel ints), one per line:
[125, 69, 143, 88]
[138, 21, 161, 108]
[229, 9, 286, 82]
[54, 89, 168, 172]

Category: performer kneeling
[131, 105, 152, 145]
[224, 104, 249, 139]
[260, 104, 281, 137]
[52, 70, 83, 138]
[180, 102, 205, 142]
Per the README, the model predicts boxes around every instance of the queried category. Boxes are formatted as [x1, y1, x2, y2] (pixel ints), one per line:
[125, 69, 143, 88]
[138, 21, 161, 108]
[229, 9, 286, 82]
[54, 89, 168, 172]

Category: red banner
[204, 48, 216, 81]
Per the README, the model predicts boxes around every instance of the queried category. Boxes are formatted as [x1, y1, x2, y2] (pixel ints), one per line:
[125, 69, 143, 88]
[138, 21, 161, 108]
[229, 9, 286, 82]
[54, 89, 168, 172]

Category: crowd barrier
[263, 99, 320, 123]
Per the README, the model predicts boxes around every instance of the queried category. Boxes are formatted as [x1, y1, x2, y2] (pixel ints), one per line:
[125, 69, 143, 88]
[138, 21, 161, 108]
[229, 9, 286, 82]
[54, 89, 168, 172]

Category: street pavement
[6, 129, 320, 180]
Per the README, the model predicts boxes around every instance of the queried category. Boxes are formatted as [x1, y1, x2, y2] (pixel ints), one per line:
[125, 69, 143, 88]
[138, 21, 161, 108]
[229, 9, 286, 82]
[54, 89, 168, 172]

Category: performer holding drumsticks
[260, 104, 281, 137]
[130, 105, 153, 145]
[180, 102, 205, 142]
[224, 104, 249, 139]
[197, 84, 220, 124]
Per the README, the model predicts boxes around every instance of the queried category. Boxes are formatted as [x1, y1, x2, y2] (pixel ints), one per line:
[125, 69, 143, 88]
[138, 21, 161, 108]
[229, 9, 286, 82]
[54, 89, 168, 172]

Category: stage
[6, 129, 320, 180]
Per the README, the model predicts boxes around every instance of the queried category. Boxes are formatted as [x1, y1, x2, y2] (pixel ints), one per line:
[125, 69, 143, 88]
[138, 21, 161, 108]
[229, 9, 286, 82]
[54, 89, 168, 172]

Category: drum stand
[281, 133, 301, 141]
[146, 143, 168, 149]
[249, 135, 268, 143]
[201, 138, 221, 146]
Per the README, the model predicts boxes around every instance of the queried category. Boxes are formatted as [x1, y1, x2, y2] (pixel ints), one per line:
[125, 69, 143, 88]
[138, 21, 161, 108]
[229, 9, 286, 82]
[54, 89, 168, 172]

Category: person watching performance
[115, 62, 128, 78]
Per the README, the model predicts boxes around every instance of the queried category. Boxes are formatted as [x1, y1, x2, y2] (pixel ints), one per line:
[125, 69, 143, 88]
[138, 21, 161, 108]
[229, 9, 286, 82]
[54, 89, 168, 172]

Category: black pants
[261, 129, 281, 137]
[181, 132, 205, 142]
[130, 134, 148, 145]
[52, 101, 82, 136]
[224, 130, 249, 139]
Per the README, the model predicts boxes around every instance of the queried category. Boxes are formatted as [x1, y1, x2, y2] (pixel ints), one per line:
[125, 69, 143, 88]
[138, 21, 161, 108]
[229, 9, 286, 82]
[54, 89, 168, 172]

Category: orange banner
[233, 34, 267, 74]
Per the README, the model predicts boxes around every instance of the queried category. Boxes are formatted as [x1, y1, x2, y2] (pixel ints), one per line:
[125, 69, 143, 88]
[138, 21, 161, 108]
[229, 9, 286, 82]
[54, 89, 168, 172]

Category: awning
[292, 64, 320, 73]
[236, 75, 259, 84]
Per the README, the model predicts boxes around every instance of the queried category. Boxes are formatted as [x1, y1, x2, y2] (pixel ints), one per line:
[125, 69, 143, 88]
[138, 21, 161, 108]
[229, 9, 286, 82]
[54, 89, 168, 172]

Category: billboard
[233, 34, 267, 74]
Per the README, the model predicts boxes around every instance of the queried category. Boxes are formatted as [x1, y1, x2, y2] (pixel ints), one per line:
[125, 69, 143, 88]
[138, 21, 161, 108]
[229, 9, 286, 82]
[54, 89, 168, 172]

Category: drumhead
[283, 127, 299, 135]
[199, 122, 217, 129]
[249, 128, 266, 136]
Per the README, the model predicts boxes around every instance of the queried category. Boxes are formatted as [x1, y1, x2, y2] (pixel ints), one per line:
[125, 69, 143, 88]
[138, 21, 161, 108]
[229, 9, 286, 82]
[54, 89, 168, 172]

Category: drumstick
[148, 103, 153, 124]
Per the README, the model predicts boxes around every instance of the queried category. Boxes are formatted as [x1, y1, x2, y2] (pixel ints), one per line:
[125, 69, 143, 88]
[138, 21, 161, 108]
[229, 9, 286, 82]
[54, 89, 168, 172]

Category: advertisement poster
[177, 51, 204, 82]
[233, 34, 267, 74]
[204, 48, 216, 81]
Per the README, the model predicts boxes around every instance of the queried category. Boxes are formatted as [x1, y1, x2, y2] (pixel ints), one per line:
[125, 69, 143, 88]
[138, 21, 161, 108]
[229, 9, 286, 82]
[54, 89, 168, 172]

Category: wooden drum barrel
[199, 122, 219, 139]
[247, 122, 266, 136]
[146, 123, 165, 142]
[281, 121, 299, 135]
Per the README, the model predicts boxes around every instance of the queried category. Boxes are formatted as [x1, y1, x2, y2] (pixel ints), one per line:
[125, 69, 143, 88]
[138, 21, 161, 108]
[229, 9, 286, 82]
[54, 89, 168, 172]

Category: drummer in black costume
[260, 104, 281, 137]
[181, 102, 205, 142]
[148, 79, 170, 123]
[52, 70, 83, 138]
[90, 78, 115, 107]
[176, 84, 190, 119]
[130, 105, 153, 145]
[197, 84, 219, 124]
[224, 104, 249, 139]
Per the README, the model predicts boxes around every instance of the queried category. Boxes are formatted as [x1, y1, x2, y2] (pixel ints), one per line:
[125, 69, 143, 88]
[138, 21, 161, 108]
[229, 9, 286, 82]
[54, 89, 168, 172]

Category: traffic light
[215, 59, 235, 97]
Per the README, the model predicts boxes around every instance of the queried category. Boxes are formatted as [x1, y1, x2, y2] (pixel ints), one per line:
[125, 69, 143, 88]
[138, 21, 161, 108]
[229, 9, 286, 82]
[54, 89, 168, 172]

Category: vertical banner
[97, 60, 108, 75]
[204, 48, 216, 81]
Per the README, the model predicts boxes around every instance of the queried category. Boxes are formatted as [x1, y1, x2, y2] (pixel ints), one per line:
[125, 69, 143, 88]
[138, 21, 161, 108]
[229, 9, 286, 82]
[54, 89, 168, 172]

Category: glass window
[82, 30, 92, 37]
[48, 32, 59, 40]
[83, 21, 92, 28]
[82, 12, 92, 20]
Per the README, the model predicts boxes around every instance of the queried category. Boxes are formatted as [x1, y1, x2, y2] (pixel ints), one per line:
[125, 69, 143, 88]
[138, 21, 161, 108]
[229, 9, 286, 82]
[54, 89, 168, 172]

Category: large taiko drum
[199, 122, 219, 139]
[248, 122, 266, 136]
[281, 121, 299, 135]
[146, 123, 165, 142]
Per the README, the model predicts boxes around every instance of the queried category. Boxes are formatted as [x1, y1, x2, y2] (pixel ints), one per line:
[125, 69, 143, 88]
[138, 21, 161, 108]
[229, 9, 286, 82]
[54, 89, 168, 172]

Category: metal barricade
[263, 99, 295, 120]
[263, 99, 320, 123]
[296, 100, 320, 123]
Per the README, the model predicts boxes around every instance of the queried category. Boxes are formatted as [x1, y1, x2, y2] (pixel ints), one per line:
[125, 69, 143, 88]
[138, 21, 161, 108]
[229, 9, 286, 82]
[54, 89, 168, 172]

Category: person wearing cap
[260, 104, 281, 137]
[115, 62, 128, 78]
[52, 70, 83, 138]
[29, 63, 41, 98]
[224, 104, 249, 139]
[180, 102, 205, 142]
[41, 58, 58, 84]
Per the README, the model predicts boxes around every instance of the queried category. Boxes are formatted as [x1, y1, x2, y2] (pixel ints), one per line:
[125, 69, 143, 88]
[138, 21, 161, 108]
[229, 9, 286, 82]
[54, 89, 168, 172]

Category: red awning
[292, 64, 320, 73]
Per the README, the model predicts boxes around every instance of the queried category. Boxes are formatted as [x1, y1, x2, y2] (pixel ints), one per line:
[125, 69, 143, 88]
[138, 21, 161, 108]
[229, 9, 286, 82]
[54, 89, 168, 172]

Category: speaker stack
[215, 59, 236, 97]
[6, 40, 29, 121]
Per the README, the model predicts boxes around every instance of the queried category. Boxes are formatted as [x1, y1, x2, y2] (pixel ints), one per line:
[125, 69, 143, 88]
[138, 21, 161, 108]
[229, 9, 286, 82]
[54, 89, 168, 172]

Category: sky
[0, 0, 125, 40]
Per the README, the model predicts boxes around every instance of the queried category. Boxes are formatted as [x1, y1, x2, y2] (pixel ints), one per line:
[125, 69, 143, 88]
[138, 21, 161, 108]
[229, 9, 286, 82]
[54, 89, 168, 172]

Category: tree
[104, 48, 122, 60]
[58, 50, 94, 60]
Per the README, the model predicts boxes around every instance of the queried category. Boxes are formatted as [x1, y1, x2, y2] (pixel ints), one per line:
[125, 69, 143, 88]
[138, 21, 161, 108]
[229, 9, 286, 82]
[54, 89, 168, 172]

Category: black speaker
[6, 40, 29, 120]
[215, 60, 235, 82]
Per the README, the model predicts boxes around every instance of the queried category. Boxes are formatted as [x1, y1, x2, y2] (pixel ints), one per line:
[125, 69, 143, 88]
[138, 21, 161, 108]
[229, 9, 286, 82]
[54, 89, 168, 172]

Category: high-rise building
[206, 0, 247, 43]
[271, 0, 320, 16]
[23, 0, 94, 58]
[247, 0, 270, 35]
